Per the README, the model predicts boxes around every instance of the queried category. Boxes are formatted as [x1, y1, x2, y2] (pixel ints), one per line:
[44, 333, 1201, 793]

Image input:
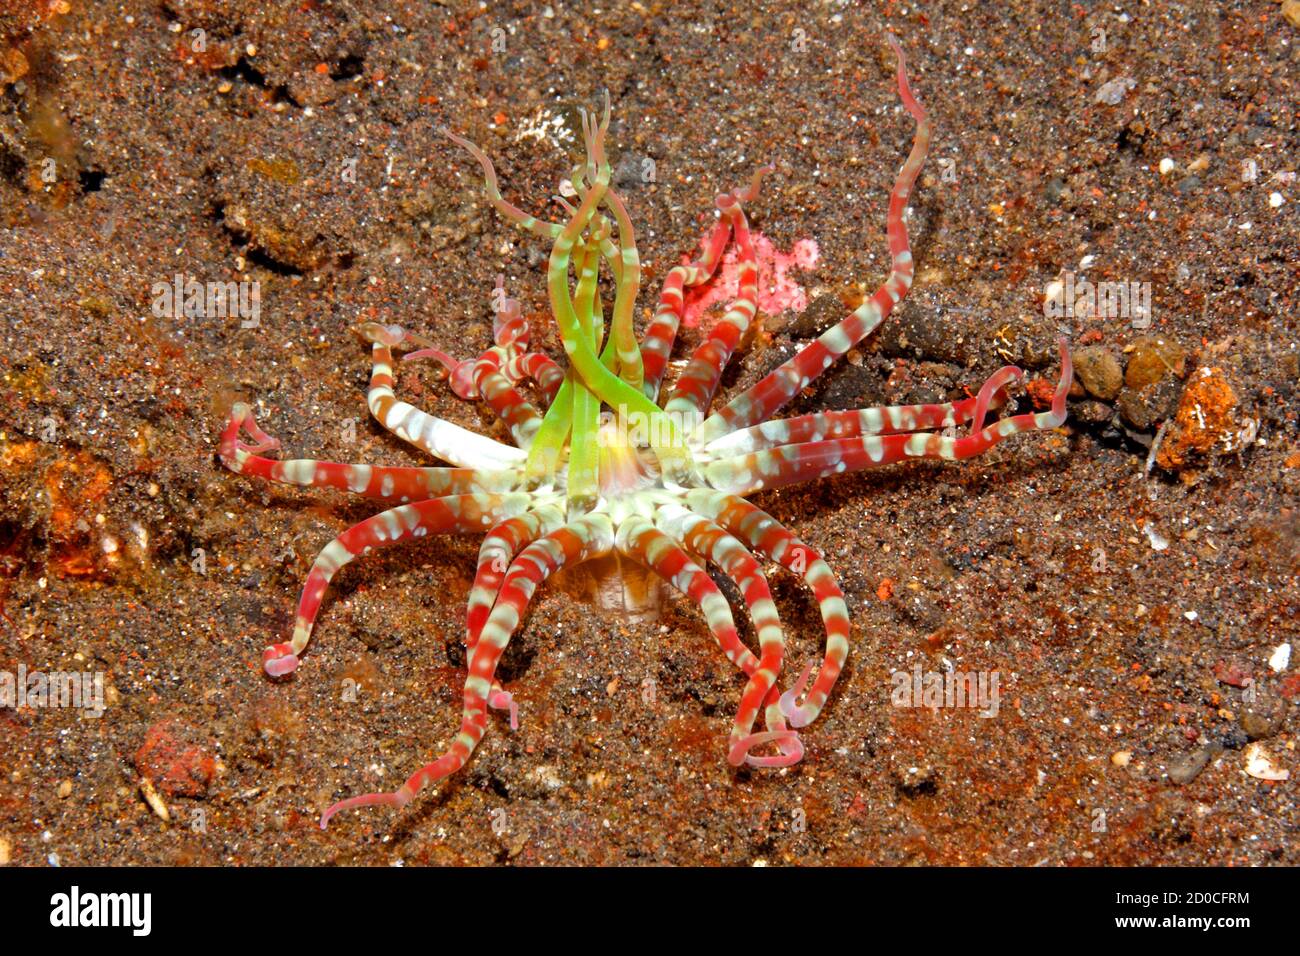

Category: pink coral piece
[681, 231, 819, 329]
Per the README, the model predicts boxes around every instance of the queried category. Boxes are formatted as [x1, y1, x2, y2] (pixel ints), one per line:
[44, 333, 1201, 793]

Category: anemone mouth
[596, 420, 663, 496]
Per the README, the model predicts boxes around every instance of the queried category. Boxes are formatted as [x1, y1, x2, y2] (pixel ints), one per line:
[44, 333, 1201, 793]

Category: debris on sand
[1154, 367, 1256, 477]
[1242, 743, 1289, 782]
[134, 718, 217, 798]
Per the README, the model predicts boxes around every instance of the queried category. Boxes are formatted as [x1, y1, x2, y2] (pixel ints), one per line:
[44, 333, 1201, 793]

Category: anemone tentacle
[318, 513, 613, 829]
[360, 323, 526, 470]
[690, 35, 932, 447]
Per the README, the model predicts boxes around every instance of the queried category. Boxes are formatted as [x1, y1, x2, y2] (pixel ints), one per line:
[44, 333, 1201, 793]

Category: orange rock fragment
[1155, 367, 1243, 472]
[134, 719, 217, 798]
[0, 46, 28, 86]
[1025, 376, 1057, 410]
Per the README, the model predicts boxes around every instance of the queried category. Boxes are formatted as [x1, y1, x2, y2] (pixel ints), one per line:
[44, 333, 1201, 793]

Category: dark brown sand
[0, 1, 1296, 865]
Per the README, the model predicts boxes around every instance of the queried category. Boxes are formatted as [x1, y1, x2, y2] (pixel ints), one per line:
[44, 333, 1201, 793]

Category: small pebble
[57, 780, 72, 799]
[1239, 696, 1286, 741]
[1166, 743, 1219, 785]
[1074, 399, 1113, 424]
[1073, 346, 1123, 400]
[1118, 377, 1180, 431]
[1125, 337, 1186, 391]
[1094, 76, 1136, 105]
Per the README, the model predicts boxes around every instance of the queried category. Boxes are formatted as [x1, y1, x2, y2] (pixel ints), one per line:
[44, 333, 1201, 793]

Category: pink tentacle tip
[404, 348, 477, 398]
[262, 644, 299, 678]
[356, 322, 407, 347]
[489, 689, 519, 731]
[972, 366, 1026, 434]
[729, 729, 805, 768]
[777, 662, 817, 728]
[751, 731, 804, 769]
[223, 404, 281, 455]
[1038, 336, 1073, 427]
[737, 164, 775, 204]
[319, 785, 414, 831]
[1055, 337, 1073, 403]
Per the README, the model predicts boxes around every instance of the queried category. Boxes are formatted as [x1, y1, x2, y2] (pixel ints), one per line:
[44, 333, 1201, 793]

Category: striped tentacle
[686, 490, 850, 729]
[615, 513, 800, 766]
[639, 203, 738, 400]
[467, 504, 566, 649]
[218, 404, 522, 499]
[402, 342, 538, 446]
[489, 275, 530, 349]
[700, 364, 1024, 457]
[405, 341, 563, 421]
[398, 301, 543, 447]
[703, 341, 1071, 495]
[691, 35, 931, 446]
[663, 168, 770, 422]
[401, 345, 480, 400]
[466, 503, 567, 731]
[652, 507, 803, 767]
[320, 513, 614, 829]
[443, 128, 565, 241]
[501, 351, 565, 402]
[398, 275, 534, 401]
[263, 492, 531, 678]
[359, 323, 525, 470]
[466, 350, 544, 448]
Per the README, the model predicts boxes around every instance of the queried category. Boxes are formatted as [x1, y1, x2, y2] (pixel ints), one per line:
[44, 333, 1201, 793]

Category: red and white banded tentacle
[652, 505, 803, 766]
[360, 324, 525, 470]
[686, 490, 851, 729]
[691, 36, 931, 447]
[640, 215, 735, 400]
[703, 343, 1071, 495]
[320, 512, 614, 829]
[616, 513, 801, 765]
[662, 172, 768, 425]
[264, 493, 531, 678]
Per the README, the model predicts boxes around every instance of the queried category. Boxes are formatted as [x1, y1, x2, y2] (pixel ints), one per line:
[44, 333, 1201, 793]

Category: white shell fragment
[1268, 643, 1291, 674]
[1144, 524, 1169, 551]
[1243, 743, 1289, 782]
